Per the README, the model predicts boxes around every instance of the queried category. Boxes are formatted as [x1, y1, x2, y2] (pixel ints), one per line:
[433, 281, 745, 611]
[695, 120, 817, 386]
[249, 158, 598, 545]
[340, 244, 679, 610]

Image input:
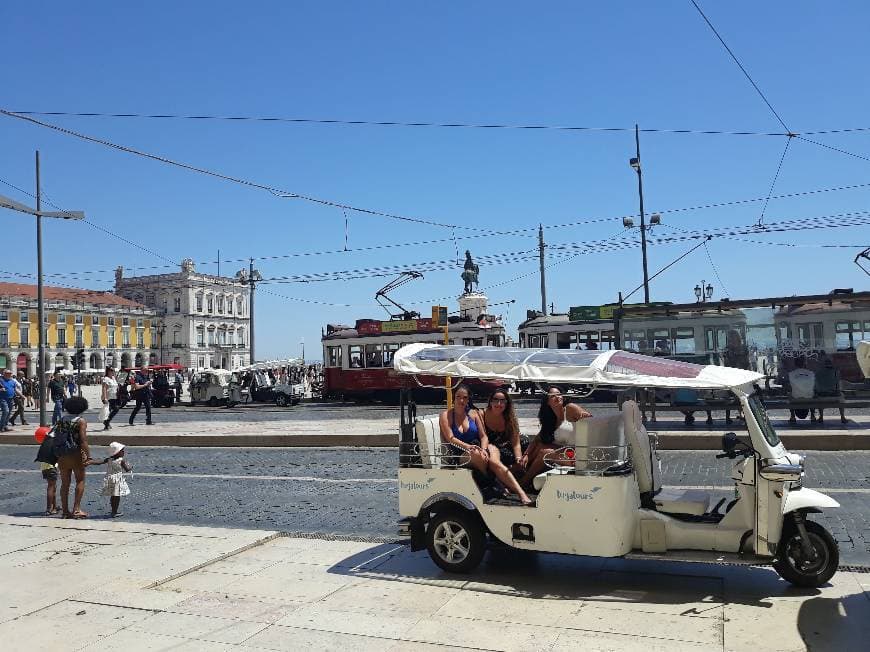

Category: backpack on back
[52, 417, 80, 457]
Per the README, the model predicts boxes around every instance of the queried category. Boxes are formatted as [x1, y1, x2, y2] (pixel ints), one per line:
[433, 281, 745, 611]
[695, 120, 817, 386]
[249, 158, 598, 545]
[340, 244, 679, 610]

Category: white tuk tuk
[395, 344, 841, 588]
[189, 369, 232, 406]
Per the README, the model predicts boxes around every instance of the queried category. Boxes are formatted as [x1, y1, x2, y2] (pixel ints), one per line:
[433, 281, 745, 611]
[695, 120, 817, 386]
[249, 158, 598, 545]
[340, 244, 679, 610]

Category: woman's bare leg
[487, 445, 531, 504]
[60, 468, 72, 516]
[72, 466, 86, 515]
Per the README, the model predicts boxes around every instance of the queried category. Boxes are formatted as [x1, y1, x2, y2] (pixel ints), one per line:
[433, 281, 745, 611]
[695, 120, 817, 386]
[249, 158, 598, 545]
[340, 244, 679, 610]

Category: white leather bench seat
[653, 487, 710, 516]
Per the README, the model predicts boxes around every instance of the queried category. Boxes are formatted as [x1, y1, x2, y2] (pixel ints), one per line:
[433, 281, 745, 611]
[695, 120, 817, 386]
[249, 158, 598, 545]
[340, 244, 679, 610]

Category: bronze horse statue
[462, 250, 479, 294]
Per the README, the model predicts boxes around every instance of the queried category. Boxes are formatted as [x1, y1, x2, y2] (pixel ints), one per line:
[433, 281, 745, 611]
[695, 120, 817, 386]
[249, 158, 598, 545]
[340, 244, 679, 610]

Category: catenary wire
[689, 0, 791, 133]
[5, 110, 792, 137]
[0, 109, 457, 229]
[757, 136, 792, 227]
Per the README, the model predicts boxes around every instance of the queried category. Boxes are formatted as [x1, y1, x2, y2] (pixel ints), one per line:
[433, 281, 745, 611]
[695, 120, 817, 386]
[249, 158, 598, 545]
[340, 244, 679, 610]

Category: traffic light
[74, 349, 85, 370]
[431, 305, 448, 327]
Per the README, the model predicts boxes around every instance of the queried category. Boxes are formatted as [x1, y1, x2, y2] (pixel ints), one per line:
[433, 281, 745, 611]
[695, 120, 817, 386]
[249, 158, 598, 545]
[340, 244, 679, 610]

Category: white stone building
[114, 259, 251, 370]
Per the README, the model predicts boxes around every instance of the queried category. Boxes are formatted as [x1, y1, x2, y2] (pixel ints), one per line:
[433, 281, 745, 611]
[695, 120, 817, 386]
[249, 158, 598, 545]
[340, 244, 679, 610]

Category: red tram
[321, 313, 506, 402]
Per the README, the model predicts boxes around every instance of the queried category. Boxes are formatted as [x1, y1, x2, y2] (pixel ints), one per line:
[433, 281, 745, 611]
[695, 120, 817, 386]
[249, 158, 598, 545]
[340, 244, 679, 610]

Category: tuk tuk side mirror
[721, 431, 738, 453]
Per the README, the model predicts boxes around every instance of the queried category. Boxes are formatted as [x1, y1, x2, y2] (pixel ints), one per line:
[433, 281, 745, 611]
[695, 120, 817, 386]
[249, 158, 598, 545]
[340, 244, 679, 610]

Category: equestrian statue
[461, 250, 479, 294]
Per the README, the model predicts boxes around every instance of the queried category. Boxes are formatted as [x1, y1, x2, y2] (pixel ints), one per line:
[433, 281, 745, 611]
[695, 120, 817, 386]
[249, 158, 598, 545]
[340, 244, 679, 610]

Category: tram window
[672, 327, 695, 354]
[624, 330, 645, 352]
[326, 346, 342, 368]
[705, 327, 729, 353]
[383, 343, 400, 366]
[462, 338, 484, 346]
[600, 330, 615, 350]
[556, 332, 573, 349]
[797, 322, 824, 349]
[578, 331, 599, 350]
[349, 345, 363, 368]
[647, 329, 671, 355]
[836, 321, 862, 350]
[365, 343, 383, 367]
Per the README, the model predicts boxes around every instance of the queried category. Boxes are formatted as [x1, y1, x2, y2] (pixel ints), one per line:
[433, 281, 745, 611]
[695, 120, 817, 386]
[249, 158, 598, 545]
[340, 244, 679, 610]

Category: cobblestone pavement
[1, 445, 868, 566]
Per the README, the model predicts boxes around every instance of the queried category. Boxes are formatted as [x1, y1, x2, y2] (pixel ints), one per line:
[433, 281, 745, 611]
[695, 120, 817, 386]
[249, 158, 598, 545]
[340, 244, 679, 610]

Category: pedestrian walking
[0, 369, 17, 432]
[128, 365, 153, 426]
[174, 370, 183, 403]
[9, 371, 28, 426]
[22, 375, 33, 408]
[99, 441, 131, 517]
[101, 367, 120, 430]
[48, 372, 67, 425]
[67, 376, 77, 397]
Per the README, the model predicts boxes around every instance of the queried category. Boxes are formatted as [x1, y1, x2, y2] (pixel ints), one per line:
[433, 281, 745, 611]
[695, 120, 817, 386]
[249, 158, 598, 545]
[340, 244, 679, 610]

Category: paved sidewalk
[0, 515, 868, 651]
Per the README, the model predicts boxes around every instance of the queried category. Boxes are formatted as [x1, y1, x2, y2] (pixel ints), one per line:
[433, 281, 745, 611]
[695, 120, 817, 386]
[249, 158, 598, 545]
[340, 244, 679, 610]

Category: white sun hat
[107, 442, 125, 456]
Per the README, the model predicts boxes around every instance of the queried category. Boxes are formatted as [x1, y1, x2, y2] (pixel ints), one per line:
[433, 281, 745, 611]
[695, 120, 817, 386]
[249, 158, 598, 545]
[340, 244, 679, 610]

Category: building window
[207, 296, 213, 313]
[122, 317, 130, 327]
[108, 317, 115, 327]
[108, 329, 115, 347]
[227, 299, 233, 315]
[19, 311, 28, 323]
[218, 329, 226, 345]
[122, 329, 130, 347]
[237, 328, 245, 345]
[57, 313, 66, 325]
[237, 297, 243, 316]
[57, 327, 67, 347]
[208, 329, 215, 345]
[174, 296, 181, 313]
[137, 330, 144, 348]
[217, 296, 224, 314]
[75, 314, 83, 325]
[44, 313, 50, 324]
[173, 330, 181, 345]
[91, 328, 99, 348]
[198, 356, 205, 368]
[75, 329, 84, 348]
[326, 346, 342, 368]
[196, 294, 203, 312]
[174, 356, 181, 365]
[0, 326, 7, 347]
[196, 328, 205, 346]
[92, 315, 99, 326]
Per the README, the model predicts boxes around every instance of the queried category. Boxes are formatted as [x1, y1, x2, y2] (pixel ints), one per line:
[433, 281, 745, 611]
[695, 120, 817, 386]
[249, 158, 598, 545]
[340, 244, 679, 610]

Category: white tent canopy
[393, 344, 764, 391]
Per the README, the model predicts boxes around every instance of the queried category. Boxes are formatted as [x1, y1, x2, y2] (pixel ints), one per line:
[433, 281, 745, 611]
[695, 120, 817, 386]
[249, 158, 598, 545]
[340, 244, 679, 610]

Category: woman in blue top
[439, 384, 532, 505]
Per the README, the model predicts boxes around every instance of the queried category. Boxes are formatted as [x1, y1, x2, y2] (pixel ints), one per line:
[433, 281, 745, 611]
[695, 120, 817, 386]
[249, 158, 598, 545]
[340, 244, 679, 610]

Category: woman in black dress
[478, 388, 528, 477]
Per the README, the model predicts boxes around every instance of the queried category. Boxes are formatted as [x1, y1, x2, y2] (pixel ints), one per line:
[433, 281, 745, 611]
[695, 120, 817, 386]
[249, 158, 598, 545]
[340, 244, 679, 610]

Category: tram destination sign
[356, 318, 436, 334]
[569, 302, 674, 322]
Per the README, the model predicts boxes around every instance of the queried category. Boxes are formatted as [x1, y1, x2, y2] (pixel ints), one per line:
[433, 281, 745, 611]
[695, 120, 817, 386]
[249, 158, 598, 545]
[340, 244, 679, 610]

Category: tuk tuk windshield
[748, 394, 780, 447]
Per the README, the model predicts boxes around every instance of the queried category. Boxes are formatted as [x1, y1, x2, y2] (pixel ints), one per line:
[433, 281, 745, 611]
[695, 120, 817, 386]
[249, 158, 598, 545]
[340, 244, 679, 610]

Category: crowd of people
[439, 384, 592, 506]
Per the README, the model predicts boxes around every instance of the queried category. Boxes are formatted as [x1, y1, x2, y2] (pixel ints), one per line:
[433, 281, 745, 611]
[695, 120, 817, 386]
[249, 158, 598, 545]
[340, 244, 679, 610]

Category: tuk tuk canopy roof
[393, 344, 764, 390]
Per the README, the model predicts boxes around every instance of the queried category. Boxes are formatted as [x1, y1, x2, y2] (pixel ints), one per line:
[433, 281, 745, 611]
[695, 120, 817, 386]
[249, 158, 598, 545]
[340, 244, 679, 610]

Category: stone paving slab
[0, 516, 868, 651]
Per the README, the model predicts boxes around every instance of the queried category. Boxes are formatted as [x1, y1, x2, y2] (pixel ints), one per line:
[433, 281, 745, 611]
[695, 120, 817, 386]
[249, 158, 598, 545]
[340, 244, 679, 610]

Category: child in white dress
[100, 441, 131, 517]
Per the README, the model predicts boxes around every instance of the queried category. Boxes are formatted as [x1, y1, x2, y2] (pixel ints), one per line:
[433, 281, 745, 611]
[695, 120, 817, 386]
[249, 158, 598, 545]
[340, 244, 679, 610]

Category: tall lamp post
[694, 281, 714, 304]
[627, 124, 659, 305]
[0, 152, 85, 426]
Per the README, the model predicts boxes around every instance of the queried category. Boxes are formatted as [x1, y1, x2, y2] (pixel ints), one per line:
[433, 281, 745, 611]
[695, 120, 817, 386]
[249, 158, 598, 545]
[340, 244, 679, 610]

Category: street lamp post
[627, 124, 661, 305]
[694, 280, 714, 303]
[0, 152, 85, 426]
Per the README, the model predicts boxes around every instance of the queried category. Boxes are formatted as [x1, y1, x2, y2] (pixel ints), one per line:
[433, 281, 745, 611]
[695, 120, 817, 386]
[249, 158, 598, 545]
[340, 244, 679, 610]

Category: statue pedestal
[458, 292, 488, 322]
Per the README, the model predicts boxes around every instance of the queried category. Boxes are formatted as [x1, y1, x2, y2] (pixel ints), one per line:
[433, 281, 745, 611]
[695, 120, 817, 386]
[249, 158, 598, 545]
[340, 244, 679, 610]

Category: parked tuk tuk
[395, 344, 840, 588]
[189, 369, 233, 406]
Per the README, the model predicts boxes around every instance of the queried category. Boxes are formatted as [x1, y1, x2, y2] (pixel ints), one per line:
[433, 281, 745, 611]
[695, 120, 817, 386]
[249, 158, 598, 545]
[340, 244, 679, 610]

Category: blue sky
[2, 1, 870, 360]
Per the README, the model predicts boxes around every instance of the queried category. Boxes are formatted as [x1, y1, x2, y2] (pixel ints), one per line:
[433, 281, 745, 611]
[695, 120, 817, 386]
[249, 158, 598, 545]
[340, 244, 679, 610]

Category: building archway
[106, 352, 116, 369]
[134, 353, 144, 367]
[121, 352, 133, 369]
[89, 352, 102, 371]
[149, 352, 158, 365]
[54, 353, 67, 371]
[16, 352, 32, 375]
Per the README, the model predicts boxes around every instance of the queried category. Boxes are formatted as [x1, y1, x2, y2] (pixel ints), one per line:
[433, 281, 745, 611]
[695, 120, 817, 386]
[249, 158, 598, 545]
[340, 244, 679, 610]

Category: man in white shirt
[8, 371, 27, 426]
[788, 357, 816, 424]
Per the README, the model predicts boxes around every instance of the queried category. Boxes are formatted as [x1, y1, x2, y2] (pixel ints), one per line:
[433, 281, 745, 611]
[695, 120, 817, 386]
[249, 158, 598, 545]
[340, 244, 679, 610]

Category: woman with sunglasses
[518, 386, 591, 489]
[439, 384, 533, 505]
[479, 389, 527, 476]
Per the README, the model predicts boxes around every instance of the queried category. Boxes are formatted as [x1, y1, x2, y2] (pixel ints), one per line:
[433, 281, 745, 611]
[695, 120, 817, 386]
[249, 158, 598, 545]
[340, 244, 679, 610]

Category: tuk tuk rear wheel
[276, 393, 288, 407]
[772, 519, 838, 587]
[426, 510, 485, 574]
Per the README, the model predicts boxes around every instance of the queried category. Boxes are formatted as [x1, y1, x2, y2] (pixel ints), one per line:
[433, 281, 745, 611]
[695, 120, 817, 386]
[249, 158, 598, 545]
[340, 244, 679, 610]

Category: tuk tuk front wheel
[276, 393, 289, 407]
[772, 519, 838, 588]
[426, 510, 485, 574]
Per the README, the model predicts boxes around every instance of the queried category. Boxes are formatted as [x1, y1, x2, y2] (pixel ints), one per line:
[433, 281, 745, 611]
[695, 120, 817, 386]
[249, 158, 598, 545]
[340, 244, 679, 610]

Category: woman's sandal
[71, 511, 88, 519]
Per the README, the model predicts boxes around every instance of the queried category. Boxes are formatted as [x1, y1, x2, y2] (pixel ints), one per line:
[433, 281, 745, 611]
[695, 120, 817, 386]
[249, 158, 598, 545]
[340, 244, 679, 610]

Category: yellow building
[0, 282, 157, 376]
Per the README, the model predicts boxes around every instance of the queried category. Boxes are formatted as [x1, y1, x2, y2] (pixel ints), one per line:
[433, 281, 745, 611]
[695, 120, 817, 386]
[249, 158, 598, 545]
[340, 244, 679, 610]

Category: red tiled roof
[0, 282, 148, 309]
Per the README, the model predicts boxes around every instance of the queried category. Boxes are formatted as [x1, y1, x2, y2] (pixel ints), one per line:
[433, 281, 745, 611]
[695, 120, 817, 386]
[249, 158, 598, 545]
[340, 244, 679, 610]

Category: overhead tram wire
[6, 110, 791, 137]
[0, 109, 457, 230]
[757, 136, 793, 227]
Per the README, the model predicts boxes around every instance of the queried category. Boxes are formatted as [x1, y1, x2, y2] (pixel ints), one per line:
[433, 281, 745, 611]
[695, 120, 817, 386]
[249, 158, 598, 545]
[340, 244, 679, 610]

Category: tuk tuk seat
[415, 416, 444, 469]
[623, 400, 710, 516]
